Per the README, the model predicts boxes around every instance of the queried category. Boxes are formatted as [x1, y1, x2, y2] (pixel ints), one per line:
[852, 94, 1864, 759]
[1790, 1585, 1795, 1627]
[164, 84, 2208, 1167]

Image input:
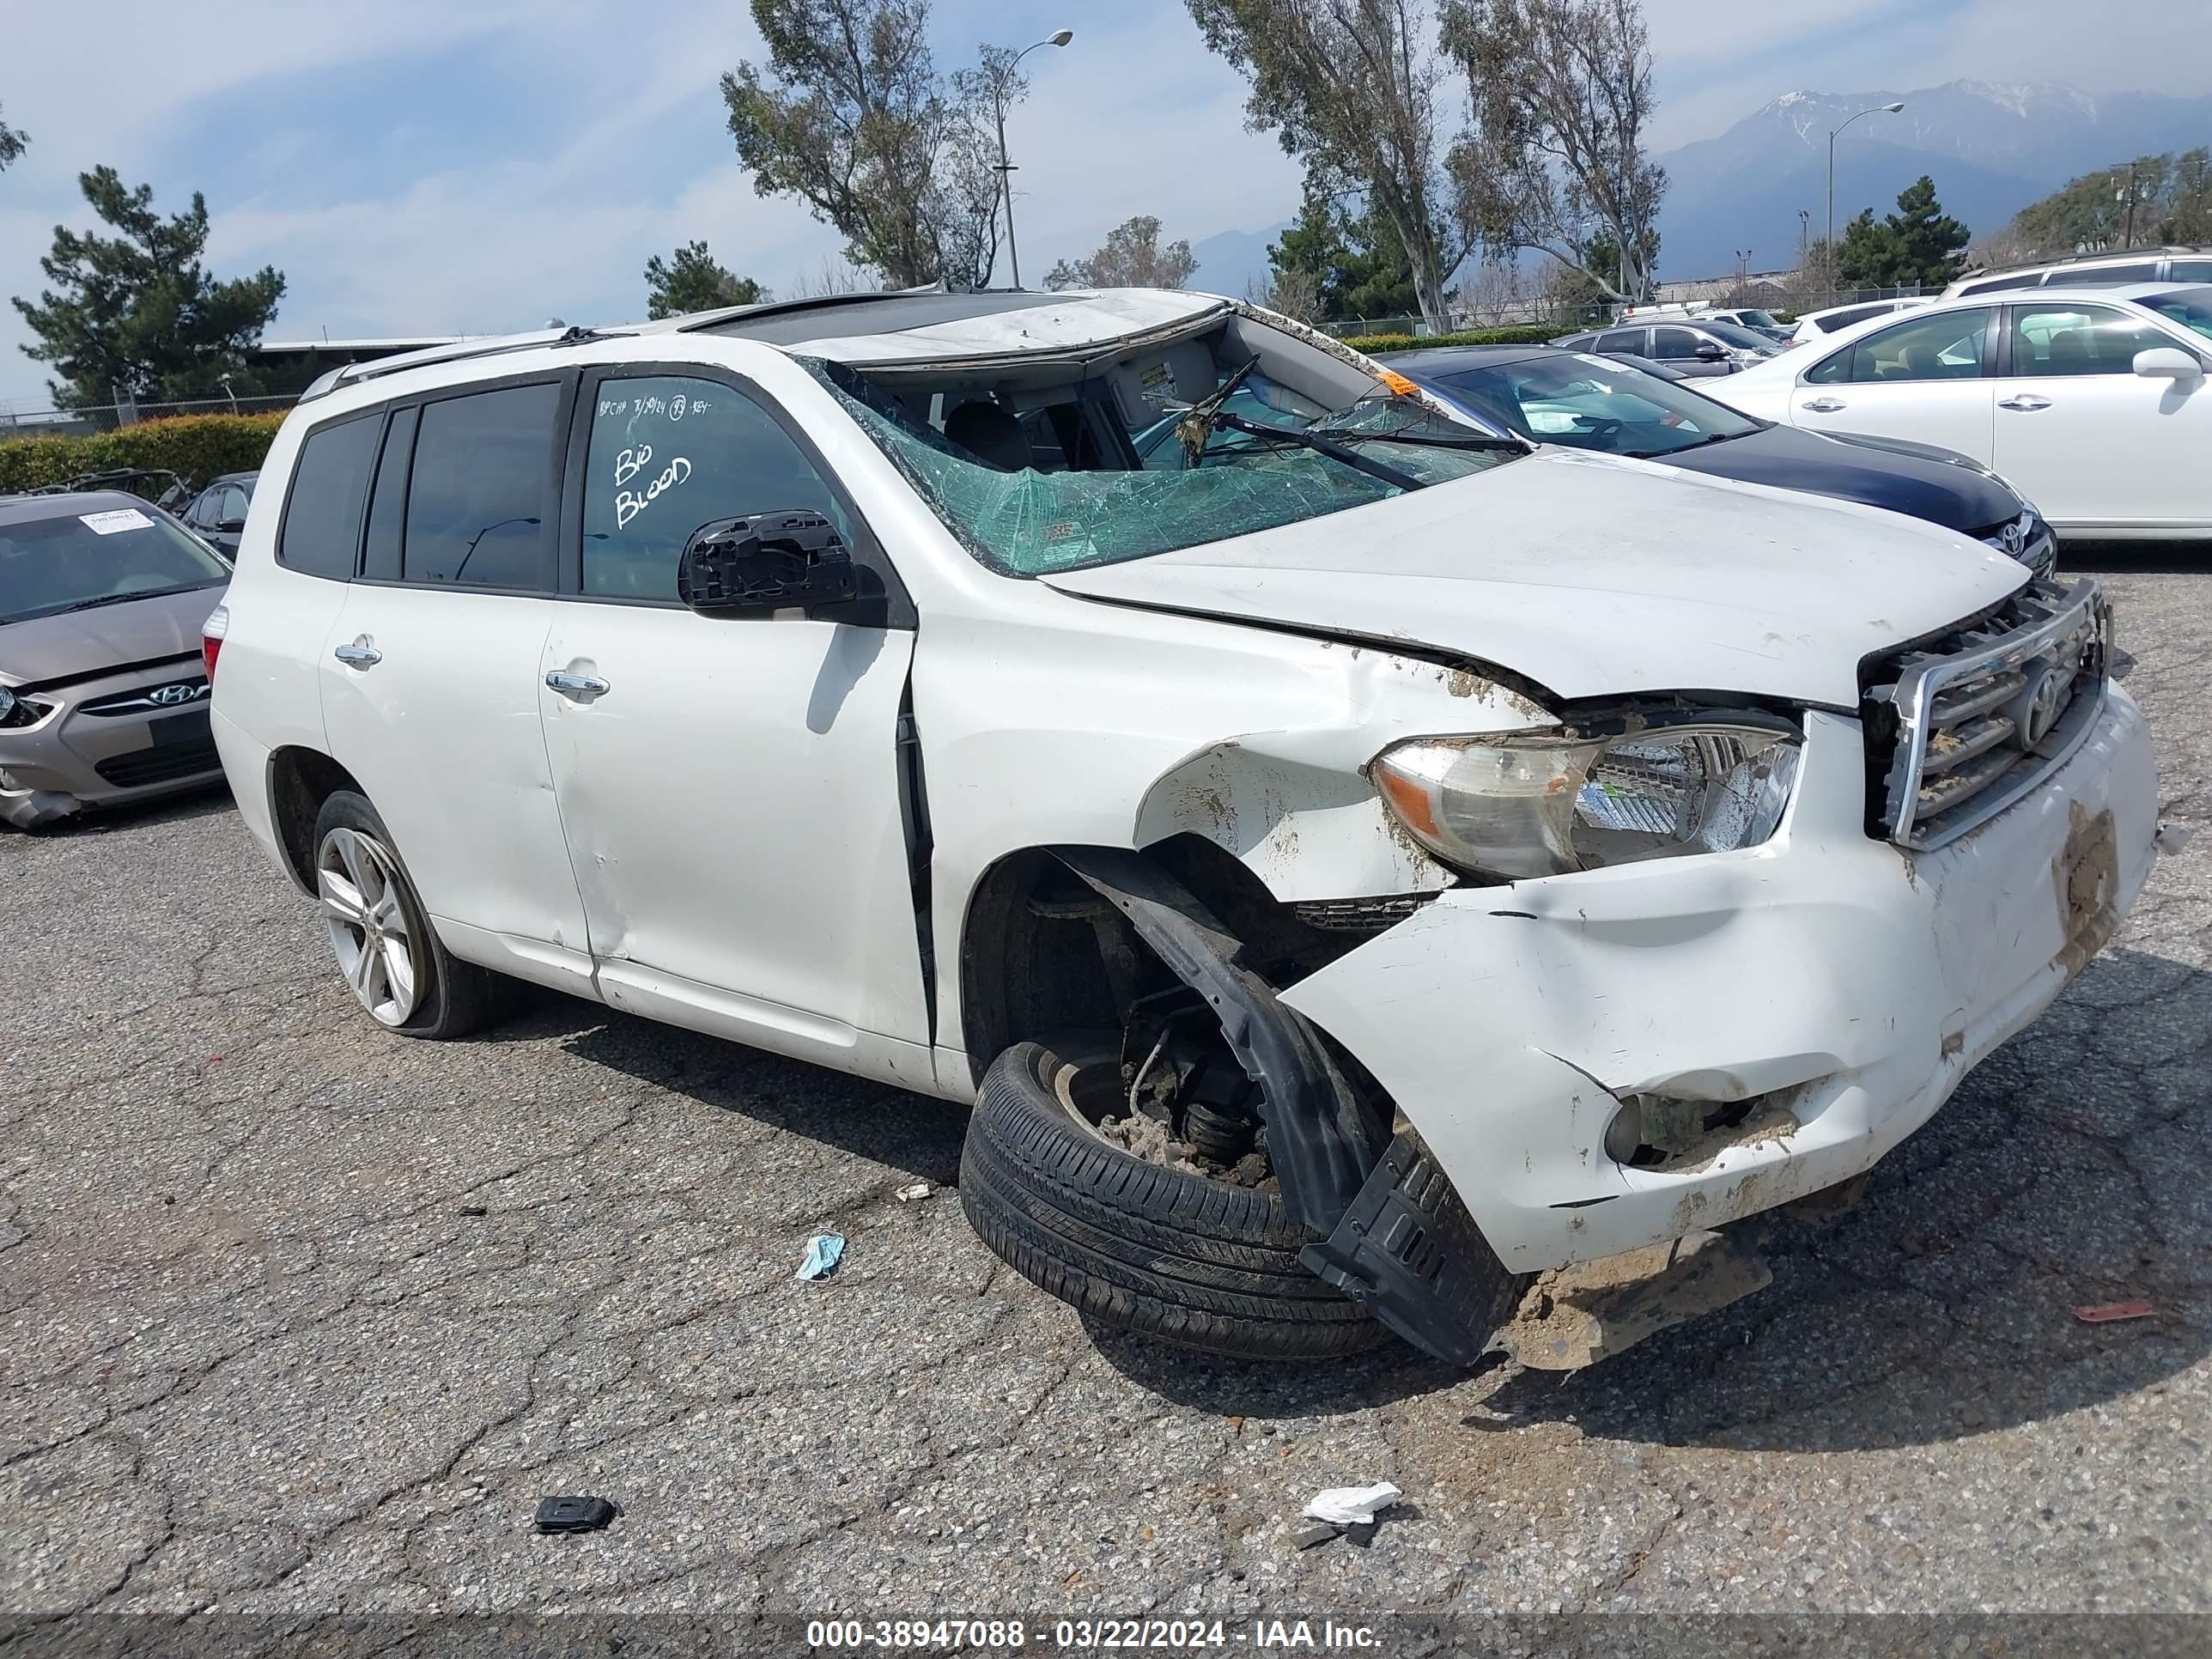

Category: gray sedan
[0, 489, 230, 829]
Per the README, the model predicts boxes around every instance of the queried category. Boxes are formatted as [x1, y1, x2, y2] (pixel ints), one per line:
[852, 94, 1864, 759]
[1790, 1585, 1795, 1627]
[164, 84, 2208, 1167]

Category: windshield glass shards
[806, 358, 1514, 578]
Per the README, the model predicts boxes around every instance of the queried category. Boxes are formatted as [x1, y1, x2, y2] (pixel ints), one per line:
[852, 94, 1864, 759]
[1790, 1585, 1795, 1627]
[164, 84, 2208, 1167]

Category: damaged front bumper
[1282, 689, 2157, 1273]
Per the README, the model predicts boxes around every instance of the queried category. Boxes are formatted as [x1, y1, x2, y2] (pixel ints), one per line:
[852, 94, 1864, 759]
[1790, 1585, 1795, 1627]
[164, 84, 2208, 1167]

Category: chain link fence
[0, 391, 297, 439]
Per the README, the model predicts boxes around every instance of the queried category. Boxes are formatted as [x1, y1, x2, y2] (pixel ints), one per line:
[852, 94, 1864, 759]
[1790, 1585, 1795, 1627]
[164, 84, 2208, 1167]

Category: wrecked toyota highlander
[204, 287, 2157, 1366]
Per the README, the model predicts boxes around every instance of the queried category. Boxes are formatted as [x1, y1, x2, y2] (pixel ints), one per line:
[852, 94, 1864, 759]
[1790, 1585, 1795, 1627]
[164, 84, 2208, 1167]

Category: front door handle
[545, 669, 611, 701]
[1800, 396, 1847, 413]
[332, 636, 381, 668]
[1998, 394, 2052, 411]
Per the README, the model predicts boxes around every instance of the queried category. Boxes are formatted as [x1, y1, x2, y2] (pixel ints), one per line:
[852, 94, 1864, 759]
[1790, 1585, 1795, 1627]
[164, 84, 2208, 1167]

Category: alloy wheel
[316, 826, 424, 1027]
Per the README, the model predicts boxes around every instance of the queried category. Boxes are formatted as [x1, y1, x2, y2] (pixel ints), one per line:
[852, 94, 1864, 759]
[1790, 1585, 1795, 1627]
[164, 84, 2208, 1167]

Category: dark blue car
[1376, 344, 2055, 576]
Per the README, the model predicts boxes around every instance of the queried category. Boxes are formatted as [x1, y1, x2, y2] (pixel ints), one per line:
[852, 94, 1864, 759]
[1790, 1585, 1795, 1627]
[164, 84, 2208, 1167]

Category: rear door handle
[332, 636, 381, 668]
[1800, 397, 1846, 413]
[545, 669, 611, 701]
[1998, 394, 2052, 411]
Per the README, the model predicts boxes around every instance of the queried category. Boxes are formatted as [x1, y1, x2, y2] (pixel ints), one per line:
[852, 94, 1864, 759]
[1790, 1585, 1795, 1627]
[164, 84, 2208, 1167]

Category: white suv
[207, 287, 2157, 1366]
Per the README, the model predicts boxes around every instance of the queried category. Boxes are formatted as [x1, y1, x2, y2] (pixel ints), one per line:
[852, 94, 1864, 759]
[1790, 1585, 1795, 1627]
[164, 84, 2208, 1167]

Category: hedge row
[1340, 324, 1565, 353]
[0, 411, 289, 497]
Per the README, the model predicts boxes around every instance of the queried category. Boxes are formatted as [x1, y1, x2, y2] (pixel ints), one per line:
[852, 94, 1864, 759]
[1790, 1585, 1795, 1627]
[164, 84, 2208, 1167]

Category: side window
[403, 383, 562, 589]
[582, 375, 849, 601]
[2168, 259, 2212, 283]
[2009, 304, 2172, 375]
[1649, 327, 1699, 361]
[1595, 329, 1644, 355]
[214, 485, 248, 526]
[2066, 262, 2160, 288]
[276, 415, 380, 580]
[1805, 307, 1990, 385]
[1960, 275, 2040, 296]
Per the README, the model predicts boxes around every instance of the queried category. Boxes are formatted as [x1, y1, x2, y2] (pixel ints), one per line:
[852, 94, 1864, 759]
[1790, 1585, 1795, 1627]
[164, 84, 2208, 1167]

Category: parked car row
[163, 283, 2156, 1369]
[1704, 282, 2212, 540]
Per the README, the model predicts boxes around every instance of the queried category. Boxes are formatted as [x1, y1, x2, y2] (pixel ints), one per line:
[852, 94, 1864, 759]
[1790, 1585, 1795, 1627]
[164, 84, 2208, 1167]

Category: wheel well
[955, 835, 1346, 1085]
[266, 746, 363, 893]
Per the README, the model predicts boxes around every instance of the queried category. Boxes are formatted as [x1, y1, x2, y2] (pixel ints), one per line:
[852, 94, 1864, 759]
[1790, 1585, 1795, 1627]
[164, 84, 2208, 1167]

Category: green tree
[2162, 149, 2212, 242]
[1441, 0, 1668, 302]
[12, 167, 284, 409]
[1043, 216, 1198, 291]
[0, 103, 27, 173]
[1263, 184, 1421, 321]
[720, 0, 1010, 289]
[643, 241, 769, 319]
[1837, 175, 1968, 289]
[1186, 0, 1466, 331]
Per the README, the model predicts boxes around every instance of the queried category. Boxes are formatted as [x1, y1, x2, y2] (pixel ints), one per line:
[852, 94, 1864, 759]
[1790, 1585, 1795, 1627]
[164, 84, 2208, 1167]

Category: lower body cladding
[0, 669, 221, 830]
[1282, 690, 2158, 1275]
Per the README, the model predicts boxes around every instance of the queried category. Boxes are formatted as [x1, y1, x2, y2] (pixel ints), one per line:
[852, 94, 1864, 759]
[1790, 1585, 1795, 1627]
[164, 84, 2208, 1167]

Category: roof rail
[672, 282, 963, 333]
[298, 325, 636, 403]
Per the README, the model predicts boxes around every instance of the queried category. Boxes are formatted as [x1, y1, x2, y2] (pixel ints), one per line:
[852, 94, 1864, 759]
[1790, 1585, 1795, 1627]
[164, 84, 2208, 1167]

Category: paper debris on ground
[896, 1182, 933, 1201]
[1302, 1482, 1401, 1527]
[796, 1232, 846, 1280]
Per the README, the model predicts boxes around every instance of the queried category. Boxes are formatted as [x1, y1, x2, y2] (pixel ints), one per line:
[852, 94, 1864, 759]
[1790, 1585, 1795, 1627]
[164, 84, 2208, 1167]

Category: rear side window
[403, 384, 562, 588]
[1805, 307, 1991, 384]
[2063, 262, 2160, 288]
[1595, 329, 1644, 354]
[2170, 259, 2212, 283]
[277, 416, 378, 580]
[1959, 276, 2040, 297]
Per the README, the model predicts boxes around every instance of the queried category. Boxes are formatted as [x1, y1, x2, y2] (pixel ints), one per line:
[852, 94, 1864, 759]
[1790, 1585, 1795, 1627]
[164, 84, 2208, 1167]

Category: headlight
[0, 686, 14, 720]
[1372, 720, 1802, 879]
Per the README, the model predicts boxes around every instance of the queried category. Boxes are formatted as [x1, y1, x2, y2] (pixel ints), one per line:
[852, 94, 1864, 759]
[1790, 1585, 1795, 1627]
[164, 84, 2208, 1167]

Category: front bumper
[0, 658, 222, 829]
[1282, 689, 2156, 1272]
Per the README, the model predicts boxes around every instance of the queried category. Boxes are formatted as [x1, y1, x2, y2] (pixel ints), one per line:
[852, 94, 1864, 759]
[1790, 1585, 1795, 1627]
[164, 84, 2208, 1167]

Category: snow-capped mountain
[1656, 80, 2212, 278]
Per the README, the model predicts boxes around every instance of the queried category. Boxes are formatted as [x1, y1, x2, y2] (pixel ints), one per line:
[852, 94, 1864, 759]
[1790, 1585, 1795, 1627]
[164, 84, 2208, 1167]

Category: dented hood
[1042, 449, 2028, 708]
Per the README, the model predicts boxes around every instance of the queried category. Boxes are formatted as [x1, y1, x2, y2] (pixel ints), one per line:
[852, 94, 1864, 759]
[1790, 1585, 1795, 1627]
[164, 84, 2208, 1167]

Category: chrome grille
[1862, 577, 2109, 851]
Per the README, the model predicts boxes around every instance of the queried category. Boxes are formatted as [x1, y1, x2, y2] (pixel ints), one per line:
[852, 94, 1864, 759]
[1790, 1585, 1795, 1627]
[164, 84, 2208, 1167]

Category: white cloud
[1, 0, 2197, 406]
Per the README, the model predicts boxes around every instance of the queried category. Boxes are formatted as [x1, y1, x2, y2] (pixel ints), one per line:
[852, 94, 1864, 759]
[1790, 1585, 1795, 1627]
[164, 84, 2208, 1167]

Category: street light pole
[1827, 100, 1906, 286]
[992, 28, 1073, 289]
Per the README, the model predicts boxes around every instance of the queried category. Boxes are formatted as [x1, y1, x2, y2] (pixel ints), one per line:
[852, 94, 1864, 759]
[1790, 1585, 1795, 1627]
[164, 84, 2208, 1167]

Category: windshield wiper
[1176, 356, 1262, 467]
[1213, 412, 1429, 490]
[47, 586, 210, 616]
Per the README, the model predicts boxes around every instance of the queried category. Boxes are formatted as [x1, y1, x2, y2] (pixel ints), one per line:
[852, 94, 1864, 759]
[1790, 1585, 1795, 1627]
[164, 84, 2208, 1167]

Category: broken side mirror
[675, 510, 857, 618]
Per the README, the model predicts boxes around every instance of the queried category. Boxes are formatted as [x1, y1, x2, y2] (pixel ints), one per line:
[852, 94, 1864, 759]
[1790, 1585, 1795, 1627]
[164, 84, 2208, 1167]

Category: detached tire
[960, 1039, 1389, 1360]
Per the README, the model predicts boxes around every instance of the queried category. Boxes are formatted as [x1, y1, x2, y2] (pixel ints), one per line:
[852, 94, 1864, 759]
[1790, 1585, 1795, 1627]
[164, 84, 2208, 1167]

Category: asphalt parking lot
[5, 553, 2209, 1641]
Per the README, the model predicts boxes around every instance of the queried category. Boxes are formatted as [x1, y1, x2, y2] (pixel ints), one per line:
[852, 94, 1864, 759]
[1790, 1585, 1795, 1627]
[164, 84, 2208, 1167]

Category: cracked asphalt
[4, 553, 2209, 1642]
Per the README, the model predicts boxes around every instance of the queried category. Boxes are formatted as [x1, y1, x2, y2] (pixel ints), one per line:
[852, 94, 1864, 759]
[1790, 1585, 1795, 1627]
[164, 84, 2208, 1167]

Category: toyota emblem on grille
[2002, 520, 2025, 556]
[148, 682, 204, 706]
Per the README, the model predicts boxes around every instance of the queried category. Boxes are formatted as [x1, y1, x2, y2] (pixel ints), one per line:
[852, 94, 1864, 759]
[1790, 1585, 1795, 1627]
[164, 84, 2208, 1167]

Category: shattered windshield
[805, 357, 1516, 577]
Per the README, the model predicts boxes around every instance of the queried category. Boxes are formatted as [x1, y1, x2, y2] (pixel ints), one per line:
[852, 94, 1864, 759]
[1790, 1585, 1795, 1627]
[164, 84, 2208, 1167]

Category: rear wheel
[311, 791, 509, 1039]
[960, 1036, 1390, 1360]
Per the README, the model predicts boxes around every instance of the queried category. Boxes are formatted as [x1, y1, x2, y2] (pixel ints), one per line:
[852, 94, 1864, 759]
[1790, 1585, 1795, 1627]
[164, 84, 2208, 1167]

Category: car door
[318, 376, 594, 993]
[1991, 300, 2212, 531]
[537, 367, 929, 1083]
[1789, 305, 1998, 460]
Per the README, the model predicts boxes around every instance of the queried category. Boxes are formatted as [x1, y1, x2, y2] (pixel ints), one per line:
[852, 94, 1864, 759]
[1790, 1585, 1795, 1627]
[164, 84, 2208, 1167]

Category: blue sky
[0, 0, 2195, 408]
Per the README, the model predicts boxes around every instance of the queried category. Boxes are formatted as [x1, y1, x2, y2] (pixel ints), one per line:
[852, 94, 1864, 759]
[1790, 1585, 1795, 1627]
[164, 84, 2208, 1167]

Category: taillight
[202, 603, 229, 684]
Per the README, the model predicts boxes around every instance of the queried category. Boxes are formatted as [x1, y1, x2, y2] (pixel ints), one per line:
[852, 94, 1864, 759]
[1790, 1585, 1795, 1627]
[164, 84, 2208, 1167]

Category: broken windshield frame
[805, 357, 1516, 579]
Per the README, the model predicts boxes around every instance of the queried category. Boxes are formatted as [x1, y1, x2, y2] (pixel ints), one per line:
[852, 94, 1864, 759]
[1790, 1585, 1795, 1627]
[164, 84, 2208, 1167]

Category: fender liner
[1050, 846, 1520, 1365]
[1050, 846, 1383, 1238]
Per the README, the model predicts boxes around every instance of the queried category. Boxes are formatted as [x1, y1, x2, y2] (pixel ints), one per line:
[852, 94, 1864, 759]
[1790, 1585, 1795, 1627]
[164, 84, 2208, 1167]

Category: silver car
[0, 489, 231, 829]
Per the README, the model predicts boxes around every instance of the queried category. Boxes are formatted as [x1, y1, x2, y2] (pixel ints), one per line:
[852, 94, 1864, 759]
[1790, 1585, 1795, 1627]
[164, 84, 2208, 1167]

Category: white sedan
[1711, 283, 2212, 539]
